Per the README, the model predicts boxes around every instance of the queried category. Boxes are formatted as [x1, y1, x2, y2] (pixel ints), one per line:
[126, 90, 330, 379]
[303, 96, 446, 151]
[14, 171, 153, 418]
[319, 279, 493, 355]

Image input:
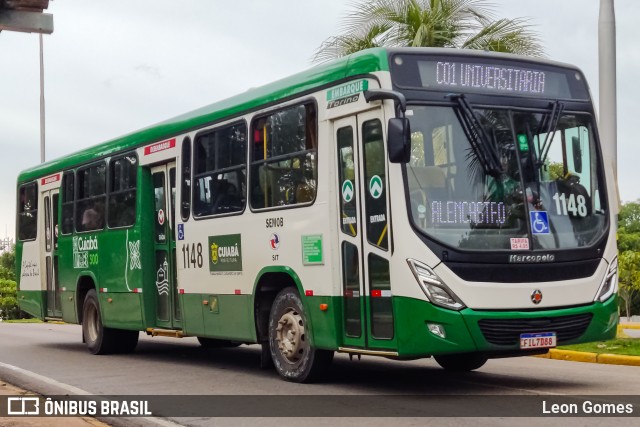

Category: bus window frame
[180, 136, 192, 222]
[60, 171, 75, 236]
[106, 151, 138, 230]
[17, 181, 38, 242]
[192, 119, 248, 220]
[75, 160, 107, 234]
[248, 99, 319, 213]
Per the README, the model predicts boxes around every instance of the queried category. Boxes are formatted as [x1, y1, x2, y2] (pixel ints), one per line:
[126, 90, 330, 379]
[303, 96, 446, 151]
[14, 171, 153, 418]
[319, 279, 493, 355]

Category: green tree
[618, 250, 640, 322]
[0, 246, 22, 320]
[0, 245, 16, 281]
[619, 201, 640, 235]
[0, 278, 20, 320]
[617, 201, 640, 319]
[618, 201, 640, 263]
[314, 0, 544, 62]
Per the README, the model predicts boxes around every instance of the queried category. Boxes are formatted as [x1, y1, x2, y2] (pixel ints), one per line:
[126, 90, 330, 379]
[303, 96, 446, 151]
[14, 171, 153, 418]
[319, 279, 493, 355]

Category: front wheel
[434, 353, 488, 371]
[268, 287, 333, 382]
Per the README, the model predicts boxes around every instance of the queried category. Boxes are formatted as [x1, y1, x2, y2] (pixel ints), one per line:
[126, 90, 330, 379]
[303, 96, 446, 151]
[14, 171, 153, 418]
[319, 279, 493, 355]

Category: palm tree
[313, 0, 544, 62]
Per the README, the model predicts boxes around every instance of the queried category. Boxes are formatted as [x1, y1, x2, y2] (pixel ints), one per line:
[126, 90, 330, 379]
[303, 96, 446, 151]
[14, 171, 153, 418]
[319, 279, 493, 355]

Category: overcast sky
[1, 0, 638, 240]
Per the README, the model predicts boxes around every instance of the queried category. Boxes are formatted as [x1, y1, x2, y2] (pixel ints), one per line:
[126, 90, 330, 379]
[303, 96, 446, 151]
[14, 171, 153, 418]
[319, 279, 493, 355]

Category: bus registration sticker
[520, 332, 556, 349]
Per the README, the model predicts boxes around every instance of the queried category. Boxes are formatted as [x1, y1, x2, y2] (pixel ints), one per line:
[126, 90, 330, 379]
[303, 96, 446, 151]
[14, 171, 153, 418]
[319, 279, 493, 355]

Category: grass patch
[559, 338, 640, 356]
[2, 318, 43, 323]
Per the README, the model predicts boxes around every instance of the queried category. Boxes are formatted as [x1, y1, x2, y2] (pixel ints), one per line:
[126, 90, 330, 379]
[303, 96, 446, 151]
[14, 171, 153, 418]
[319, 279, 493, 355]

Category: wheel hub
[275, 309, 306, 363]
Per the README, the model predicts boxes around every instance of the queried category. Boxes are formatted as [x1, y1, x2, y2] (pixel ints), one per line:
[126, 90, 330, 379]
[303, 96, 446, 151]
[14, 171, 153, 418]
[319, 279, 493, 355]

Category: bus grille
[478, 314, 593, 346]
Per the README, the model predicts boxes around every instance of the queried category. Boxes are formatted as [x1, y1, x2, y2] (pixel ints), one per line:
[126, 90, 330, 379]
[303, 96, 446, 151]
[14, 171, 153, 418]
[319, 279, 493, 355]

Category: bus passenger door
[44, 190, 62, 318]
[334, 111, 397, 352]
[151, 163, 181, 329]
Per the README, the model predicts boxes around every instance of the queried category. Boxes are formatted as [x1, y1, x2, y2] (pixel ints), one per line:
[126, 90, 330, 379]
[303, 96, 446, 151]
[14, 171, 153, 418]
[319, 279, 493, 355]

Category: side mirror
[571, 136, 583, 174]
[387, 117, 411, 163]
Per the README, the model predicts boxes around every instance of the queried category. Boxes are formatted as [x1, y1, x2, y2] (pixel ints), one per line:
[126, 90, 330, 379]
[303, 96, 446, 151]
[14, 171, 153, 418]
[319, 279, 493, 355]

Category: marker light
[407, 259, 465, 311]
[594, 256, 618, 303]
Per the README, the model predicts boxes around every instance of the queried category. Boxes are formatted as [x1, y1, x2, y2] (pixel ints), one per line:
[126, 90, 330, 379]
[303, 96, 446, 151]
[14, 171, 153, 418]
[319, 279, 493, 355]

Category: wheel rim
[86, 303, 99, 343]
[275, 308, 306, 364]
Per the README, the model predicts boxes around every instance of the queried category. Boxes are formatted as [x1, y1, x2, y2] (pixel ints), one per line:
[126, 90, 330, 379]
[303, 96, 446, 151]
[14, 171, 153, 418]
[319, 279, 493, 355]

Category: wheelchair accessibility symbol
[529, 211, 550, 234]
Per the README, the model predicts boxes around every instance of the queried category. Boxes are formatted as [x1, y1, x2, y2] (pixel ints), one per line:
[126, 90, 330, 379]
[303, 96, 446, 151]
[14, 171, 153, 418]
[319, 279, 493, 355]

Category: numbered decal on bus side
[181, 243, 204, 269]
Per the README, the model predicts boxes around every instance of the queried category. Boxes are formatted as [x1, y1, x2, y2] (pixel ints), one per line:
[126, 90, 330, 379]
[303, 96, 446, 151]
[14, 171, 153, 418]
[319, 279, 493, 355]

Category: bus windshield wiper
[538, 101, 565, 165]
[448, 94, 502, 177]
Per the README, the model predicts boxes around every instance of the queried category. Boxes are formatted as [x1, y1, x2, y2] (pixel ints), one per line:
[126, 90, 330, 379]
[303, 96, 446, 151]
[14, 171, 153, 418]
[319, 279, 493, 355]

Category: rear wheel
[82, 289, 138, 354]
[116, 330, 139, 354]
[268, 287, 333, 382]
[434, 353, 488, 371]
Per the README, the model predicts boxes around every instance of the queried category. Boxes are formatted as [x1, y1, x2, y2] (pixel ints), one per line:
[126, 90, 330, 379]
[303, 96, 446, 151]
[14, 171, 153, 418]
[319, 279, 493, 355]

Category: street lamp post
[39, 32, 45, 163]
[598, 0, 618, 210]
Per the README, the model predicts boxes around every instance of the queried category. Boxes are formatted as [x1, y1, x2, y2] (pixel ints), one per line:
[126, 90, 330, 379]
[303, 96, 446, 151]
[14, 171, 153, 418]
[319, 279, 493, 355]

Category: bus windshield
[405, 105, 608, 251]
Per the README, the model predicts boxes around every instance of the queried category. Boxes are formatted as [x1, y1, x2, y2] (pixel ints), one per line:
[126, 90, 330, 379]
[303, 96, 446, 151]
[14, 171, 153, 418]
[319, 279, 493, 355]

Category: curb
[532, 324, 640, 367]
[534, 349, 640, 366]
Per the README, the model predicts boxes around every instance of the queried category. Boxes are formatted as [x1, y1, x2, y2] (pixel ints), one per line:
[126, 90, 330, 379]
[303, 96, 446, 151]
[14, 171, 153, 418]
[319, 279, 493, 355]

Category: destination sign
[391, 54, 588, 100]
[433, 61, 546, 95]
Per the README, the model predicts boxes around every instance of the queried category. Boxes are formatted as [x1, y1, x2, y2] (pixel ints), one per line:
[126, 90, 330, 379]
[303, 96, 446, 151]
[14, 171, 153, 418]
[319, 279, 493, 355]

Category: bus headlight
[594, 256, 618, 303]
[407, 259, 466, 311]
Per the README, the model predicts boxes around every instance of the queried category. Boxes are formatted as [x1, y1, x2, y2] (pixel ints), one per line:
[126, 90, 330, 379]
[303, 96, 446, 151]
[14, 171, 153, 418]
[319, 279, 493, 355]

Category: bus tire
[197, 337, 240, 348]
[268, 287, 333, 383]
[434, 353, 488, 372]
[82, 289, 118, 355]
[116, 330, 139, 354]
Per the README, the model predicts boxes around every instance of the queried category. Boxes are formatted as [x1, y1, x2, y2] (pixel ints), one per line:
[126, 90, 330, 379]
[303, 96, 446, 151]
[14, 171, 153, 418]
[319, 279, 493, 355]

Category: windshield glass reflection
[406, 105, 607, 251]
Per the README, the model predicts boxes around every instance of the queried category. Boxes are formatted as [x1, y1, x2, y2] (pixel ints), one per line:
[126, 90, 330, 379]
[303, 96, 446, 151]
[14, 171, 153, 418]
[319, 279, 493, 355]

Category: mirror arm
[363, 89, 406, 118]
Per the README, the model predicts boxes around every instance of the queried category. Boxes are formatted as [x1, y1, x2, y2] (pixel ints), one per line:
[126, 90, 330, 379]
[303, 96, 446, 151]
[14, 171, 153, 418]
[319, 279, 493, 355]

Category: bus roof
[17, 46, 584, 184]
[18, 47, 391, 184]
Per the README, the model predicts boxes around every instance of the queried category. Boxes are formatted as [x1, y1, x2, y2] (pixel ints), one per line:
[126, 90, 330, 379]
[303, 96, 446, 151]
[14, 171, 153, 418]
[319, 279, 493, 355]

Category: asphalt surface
[0, 322, 639, 426]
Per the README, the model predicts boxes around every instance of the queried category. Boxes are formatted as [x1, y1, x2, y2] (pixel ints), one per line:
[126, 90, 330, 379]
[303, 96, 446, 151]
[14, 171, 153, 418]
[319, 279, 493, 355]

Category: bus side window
[181, 137, 192, 221]
[108, 154, 137, 228]
[17, 182, 38, 241]
[250, 103, 317, 209]
[76, 162, 106, 232]
[193, 122, 247, 217]
[61, 172, 74, 234]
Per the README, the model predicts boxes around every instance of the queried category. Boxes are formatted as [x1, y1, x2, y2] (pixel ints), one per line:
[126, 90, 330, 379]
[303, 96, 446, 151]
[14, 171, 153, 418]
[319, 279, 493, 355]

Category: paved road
[0, 322, 638, 426]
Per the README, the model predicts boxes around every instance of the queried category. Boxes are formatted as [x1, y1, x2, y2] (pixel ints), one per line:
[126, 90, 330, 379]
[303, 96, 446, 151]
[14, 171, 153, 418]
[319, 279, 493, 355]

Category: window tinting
[76, 162, 106, 232]
[337, 126, 357, 236]
[181, 137, 191, 221]
[250, 103, 317, 209]
[406, 106, 607, 251]
[342, 242, 361, 337]
[362, 119, 388, 250]
[369, 253, 393, 339]
[108, 154, 137, 228]
[61, 172, 74, 234]
[193, 122, 247, 217]
[18, 182, 37, 241]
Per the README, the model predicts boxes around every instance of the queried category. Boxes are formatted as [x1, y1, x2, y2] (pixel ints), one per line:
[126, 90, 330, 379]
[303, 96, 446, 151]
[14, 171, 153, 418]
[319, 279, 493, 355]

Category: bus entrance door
[151, 163, 181, 330]
[334, 111, 397, 354]
[43, 190, 62, 318]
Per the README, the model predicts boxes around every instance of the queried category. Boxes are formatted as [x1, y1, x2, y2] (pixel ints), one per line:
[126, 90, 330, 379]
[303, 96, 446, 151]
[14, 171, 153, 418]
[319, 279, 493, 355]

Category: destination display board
[391, 54, 589, 100]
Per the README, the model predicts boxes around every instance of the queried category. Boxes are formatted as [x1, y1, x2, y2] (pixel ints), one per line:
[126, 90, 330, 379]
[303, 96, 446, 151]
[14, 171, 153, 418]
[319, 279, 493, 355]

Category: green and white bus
[16, 48, 618, 382]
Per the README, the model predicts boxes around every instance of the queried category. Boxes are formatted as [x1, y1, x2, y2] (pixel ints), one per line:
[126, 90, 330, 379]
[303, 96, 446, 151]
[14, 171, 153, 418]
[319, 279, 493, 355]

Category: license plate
[520, 332, 557, 349]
